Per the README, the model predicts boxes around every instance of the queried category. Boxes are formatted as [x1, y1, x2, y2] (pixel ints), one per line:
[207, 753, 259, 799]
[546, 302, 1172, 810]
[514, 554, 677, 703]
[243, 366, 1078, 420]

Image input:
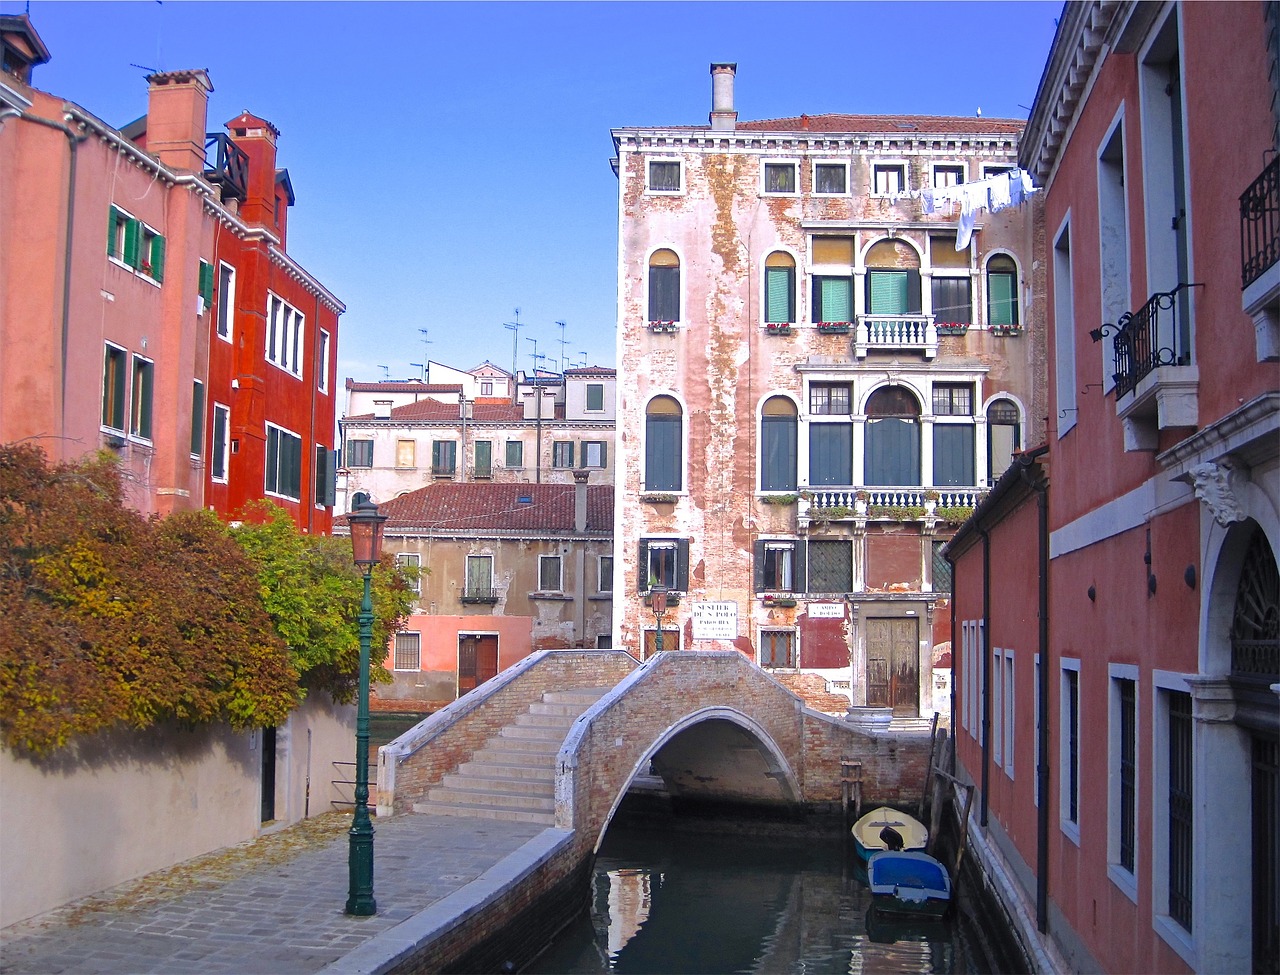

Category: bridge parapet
[378, 649, 639, 816]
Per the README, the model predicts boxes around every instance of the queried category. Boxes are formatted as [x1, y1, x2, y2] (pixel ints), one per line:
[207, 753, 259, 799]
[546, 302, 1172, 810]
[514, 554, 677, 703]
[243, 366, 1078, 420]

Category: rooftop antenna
[377, 364, 389, 380]
[504, 309, 524, 389]
[409, 362, 425, 381]
[557, 320, 568, 373]
[578, 352, 588, 367]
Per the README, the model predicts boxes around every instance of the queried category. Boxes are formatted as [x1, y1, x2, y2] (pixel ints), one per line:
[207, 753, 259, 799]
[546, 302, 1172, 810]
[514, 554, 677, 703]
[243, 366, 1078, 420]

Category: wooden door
[458, 634, 499, 696]
[865, 618, 919, 715]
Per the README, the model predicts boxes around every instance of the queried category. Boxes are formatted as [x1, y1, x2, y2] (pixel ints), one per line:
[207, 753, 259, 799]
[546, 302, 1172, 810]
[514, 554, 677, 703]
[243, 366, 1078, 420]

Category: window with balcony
[346, 439, 373, 468]
[760, 396, 797, 491]
[130, 355, 154, 440]
[814, 162, 848, 195]
[986, 254, 1020, 327]
[393, 631, 421, 671]
[765, 252, 796, 325]
[553, 441, 575, 468]
[538, 555, 562, 593]
[647, 159, 681, 193]
[754, 540, 806, 593]
[760, 629, 797, 668]
[763, 161, 798, 195]
[648, 249, 680, 325]
[265, 423, 303, 501]
[645, 396, 682, 491]
[211, 403, 230, 482]
[865, 386, 920, 486]
[639, 538, 689, 592]
[432, 440, 456, 477]
[266, 293, 304, 378]
[464, 555, 497, 603]
[807, 539, 852, 593]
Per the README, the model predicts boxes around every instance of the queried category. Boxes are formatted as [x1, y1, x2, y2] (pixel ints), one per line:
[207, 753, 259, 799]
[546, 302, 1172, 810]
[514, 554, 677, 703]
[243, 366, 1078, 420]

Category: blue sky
[17, 1, 1059, 385]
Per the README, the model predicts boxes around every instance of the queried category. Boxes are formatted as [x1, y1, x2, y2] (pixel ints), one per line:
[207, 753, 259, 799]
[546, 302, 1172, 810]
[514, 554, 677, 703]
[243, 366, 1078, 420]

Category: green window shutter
[190, 381, 205, 455]
[149, 235, 165, 282]
[819, 277, 851, 321]
[199, 261, 215, 304]
[765, 267, 794, 323]
[988, 271, 1016, 326]
[868, 271, 908, 315]
[107, 208, 121, 257]
[123, 219, 140, 268]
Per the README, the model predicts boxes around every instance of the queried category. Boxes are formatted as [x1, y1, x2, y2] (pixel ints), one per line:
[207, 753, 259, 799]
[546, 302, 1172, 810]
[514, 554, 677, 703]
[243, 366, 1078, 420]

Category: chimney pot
[709, 62, 737, 132]
[145, 69, 213, 172]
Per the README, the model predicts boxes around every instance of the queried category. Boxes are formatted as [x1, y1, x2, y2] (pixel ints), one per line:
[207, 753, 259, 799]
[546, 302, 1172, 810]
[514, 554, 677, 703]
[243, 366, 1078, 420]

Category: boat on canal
[865, 849, 952, 918]
[850, 805, 928, 861]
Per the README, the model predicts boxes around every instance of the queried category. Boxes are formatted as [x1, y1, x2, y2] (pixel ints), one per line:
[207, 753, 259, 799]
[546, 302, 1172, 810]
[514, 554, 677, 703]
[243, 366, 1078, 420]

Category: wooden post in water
[840, 759, 863, 824]
[920, 712, 940, 815]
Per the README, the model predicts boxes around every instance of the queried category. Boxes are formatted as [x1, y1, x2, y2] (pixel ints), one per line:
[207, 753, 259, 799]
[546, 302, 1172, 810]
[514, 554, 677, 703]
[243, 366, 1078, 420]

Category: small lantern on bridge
[651, 584, 668, 654]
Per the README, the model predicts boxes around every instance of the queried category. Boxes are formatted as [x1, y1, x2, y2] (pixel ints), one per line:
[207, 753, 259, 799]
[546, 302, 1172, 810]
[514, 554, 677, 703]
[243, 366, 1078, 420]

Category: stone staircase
[413, 687, 610, 825]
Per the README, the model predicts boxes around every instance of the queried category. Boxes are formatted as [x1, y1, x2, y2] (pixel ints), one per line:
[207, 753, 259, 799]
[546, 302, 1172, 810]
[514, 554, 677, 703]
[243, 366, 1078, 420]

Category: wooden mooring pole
[840, 759, 863, 825]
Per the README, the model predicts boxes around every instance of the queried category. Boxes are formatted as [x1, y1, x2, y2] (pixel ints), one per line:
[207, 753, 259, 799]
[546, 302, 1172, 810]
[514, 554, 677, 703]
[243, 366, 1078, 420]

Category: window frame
[1151, 669, 1195, 959]
[265, 292, 305, 379]
[395, 439, 416, 469]
[1108, 664, 1140, 902]
[317, 329, 330, 394]
[101, 342, 128, 433]
[598, 555, 613, 594]
[346, 439, 374, 469]
[393, 631, 421, 671]
[761, 159, 799, 196]
[552, 441, 575, 469]
[806, 538, 853, 594]
[754, 539, 806, 594]
[932, 163, 966, 189]
[216, 261, 235, 342]
[465, 554, 494, 600]
[264, 422, 304, 501]
[647, 249, 681, 325]
[211, 402, 230, 482]
[190, 379, 205, 458]
[1060, 657, 1082, 845]
[538, 554, 563, 593]
[759, 628, 798, 668]
[129, 353, 154, 441]
[986, 253, 1021, 327]
[581, 441, 607, 469]
[585, 383, 605, 412]
[432, 440, 457, 477]
[638, 537, 689, 593]
[813, 161, 849, 196]
[505, 440, 524, 470]
[646, 158, 683, 194]
[872, 161, 908, 197]
[644, 395, 683, 492]
[396, 553, 422, 595]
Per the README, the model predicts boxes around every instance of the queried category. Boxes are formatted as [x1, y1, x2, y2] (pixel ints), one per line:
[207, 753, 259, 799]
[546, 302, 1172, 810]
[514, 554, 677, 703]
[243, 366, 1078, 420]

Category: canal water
[528, 816, 1013, 975]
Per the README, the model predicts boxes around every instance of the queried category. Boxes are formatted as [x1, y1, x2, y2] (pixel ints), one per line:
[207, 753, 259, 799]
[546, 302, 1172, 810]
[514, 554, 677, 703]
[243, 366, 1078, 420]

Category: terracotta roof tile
[344, 379, 462, 394]
[346, 398, 525, 423]
[737, 113, 1024, 135]
[378, 483, 613, 534]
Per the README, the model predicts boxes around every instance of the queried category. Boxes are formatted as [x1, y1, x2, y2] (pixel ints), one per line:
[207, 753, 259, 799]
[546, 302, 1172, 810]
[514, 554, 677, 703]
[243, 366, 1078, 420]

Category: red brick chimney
[225, 110, 280, 229]
[145, 69, 212, 172]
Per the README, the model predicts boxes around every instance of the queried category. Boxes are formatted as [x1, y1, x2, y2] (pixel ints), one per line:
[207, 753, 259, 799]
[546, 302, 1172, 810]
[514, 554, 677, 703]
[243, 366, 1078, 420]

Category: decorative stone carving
[1186, 461, 1247, 527]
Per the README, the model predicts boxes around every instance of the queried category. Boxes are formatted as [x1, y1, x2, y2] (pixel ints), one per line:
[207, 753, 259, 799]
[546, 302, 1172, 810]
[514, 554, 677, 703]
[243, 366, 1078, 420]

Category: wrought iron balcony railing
[1109, 283, 1201, 398]
[203, 133, 248, 203]
[1240, 155, 1279, 290]
[461, 588, 499, 604]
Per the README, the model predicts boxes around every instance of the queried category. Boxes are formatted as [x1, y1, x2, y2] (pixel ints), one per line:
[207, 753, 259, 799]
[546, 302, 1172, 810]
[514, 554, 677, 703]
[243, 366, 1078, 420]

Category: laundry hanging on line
[923, 168, 1038, 250]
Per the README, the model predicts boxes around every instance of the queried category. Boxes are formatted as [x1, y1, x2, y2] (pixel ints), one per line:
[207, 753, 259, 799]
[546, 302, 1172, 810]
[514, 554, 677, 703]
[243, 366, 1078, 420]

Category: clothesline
[888, 168, 1039, 250]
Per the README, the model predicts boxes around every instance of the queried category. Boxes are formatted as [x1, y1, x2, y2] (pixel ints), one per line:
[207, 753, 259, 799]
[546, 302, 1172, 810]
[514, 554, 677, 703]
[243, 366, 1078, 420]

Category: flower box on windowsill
[816, 322, 851, 334]
[990, 325, 1024, 337]
[760, 493, 798, 505]
[644, 591, 681, 607]
[762, 596, 797, 608]
[641, 493, 678, 504]
[936, 323, 970, 336]
[649, 321, 679, 334]
[765, 323, 793, 336]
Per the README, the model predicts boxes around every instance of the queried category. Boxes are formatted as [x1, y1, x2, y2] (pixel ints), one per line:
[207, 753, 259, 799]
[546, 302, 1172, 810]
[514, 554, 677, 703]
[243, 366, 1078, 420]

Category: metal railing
[1111, 283, 1200, 398]
[856, 315, 937, 359]
[203, 133, 248, 203]
[461, 587, 499, 603]
[801, 487, 985, 521]
[1241, 155, 1279, 289]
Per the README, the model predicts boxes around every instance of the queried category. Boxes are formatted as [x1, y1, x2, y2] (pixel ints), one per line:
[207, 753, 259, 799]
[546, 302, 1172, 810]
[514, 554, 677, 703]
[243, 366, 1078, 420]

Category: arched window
[648, 249, 680, 324]
[760, 396, 797, 491]
[645, 396, 682, 491]
[986, 255, 1019, 327]
[987, 398, 1021, 480]
[865, 239, 922, 316]
[764, 252, 795, 324]
[864, 386, 920, 485]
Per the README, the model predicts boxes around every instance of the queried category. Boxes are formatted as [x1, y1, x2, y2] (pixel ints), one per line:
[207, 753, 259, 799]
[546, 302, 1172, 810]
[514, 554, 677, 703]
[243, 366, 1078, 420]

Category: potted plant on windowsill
[760, 493, 798, 505]
[990, 323, 1024, 336]
[648, 320, 679, 334]
[935, 322, 970, 335]
[762, 595, 798, 608]
[640, 492, 678, 505]
[816, 322, 851, 334]
[765, 322, 793, 336]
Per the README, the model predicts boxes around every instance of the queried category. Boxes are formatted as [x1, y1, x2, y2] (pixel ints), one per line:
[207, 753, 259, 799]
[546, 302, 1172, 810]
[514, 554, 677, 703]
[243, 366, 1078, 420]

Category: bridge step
[414, 686, 610, 824]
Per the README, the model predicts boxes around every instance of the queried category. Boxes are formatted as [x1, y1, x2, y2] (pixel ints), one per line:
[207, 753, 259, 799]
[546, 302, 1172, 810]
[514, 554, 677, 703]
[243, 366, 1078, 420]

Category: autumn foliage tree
[0, 445, 414, 755]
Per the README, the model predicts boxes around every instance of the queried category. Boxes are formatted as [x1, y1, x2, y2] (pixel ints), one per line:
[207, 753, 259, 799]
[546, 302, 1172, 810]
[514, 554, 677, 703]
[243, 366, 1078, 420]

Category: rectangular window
[314, 445, 335, 506]
[198, 260, 214, 312]
[647, 159, 681, 192]
[649, 265, 680, 322]
[933, 383, 973, 416]
[216, 263, 235, 340]
[505, 440, 523, 469]
[265, 293, 304, 378]
[933, 164, 965, 188]
[1113, 672, 1138, 878]
[211, 403, 230, 481]
[760, 630, 796, 668]
[395, 439, 416, 469]
[582, 441, 607, 468]
[807, 539, 852, 593]
[346, 439, 373, 468]
[130, 355, 154, 440]
[932, 277, 972, 325]
[107, 205, 130, 261]
[1168, 689, 1194, 931]
[932, 541, 952, 593]
[474, 440, 493, 478]
[265, 423, 303, 500]
[1061, 661, 1081, 837]
[814, 163, 847, 195]
[809, 383, 851, 415]
[1053, 223, 1077, 436]
[586, 383, 605, 412]
[465, 555, 494, 600]
[190, 380, 205, 456]
[868, 270, 911, 315]
[317, 329, 330, 393]
[393, 632, 421, 671]
[813, 276, 853, 322]
[539, 555, 562, 592]
[553, 441, 575, 468]
[396, 553, 421, 594]
[934, 426, 975, 486]
[759, 542, 795, 592]
[102, 343, 127, 431]
[137, 223, 164, 282]
[982, 164, 1013, 180]
[993, 648, 1004, 767]
[765, 266, 795, 324]
[1003, 650, 1015, 777]
[639, 538, 688, 592]
[432, 440, 456, 476]
[763, 162, 797, 194]
[873, 163, 906, 195]
[987, 267, 1019, 326]
[809, 423, 853, 486]
[598, 555, 613, 593]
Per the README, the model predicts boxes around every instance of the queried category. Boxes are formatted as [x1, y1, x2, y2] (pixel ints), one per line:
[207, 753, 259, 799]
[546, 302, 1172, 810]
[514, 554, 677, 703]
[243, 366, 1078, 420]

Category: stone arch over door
[591, 706, 801, 853]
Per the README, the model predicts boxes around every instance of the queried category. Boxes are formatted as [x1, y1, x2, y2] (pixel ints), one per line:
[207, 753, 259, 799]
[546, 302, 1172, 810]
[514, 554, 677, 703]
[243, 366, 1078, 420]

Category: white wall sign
[808, 602, 845, 619]
[691, 601, 738, 639]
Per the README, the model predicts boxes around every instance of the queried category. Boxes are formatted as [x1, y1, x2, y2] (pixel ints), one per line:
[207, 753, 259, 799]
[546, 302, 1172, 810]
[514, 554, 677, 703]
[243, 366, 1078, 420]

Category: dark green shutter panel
[323, 448, 337, 505]
[638, 540, 650, 590]
[906, 269, 922, 314]
[765, 267, 793, 323]
[190, 382, 205, 455]
[199, 261, 215, 304]
[753, 541, 766, 591]
[676, 539, 690, 592]
[150, 235, 165, 282]
[601, 443, 608, 467]
[123, 219, 140, 268]
[809, 424, 852, 486]
[933, 425, 975, 486]
[137, 366, 153, 439]
[865, 417, 920, 485]
[266, 430, 279, 493]
[107, 208, 121, 256]
[645, 414, 680, 491]
[988, 272, 1016, 325]
[649, 266, 679, 322]
[792, 541, 807, 593]
[819, 277, 851, 321]
[868, 271, 908, 315]
[761, 414, 797, 491]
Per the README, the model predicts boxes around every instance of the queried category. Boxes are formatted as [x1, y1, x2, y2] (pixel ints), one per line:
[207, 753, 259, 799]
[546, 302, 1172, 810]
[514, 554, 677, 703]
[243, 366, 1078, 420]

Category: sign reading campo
[691, 601, 738, 640]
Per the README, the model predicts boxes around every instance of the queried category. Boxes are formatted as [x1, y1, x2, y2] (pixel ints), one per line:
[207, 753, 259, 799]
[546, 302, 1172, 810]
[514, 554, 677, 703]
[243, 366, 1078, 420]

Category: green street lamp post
[346, 499, 387, 917]
[651, 584, 668, 656]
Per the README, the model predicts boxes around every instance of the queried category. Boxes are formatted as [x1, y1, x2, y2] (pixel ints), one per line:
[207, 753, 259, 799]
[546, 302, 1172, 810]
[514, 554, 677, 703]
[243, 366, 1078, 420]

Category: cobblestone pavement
[0, 813, 546, 974]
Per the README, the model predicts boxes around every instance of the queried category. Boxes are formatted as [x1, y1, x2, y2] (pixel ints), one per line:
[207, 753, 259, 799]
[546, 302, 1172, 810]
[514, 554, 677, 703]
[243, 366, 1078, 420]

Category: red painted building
[947, 3, 1278, 972]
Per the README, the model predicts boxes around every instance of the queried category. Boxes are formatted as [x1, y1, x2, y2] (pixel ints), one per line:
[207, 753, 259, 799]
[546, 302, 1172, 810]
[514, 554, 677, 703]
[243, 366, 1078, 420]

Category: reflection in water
[529, 824, 989, 975]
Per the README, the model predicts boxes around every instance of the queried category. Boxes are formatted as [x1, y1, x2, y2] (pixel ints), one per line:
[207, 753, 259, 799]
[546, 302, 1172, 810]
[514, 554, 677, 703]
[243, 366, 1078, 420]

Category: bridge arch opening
[593, 706, 801, 853]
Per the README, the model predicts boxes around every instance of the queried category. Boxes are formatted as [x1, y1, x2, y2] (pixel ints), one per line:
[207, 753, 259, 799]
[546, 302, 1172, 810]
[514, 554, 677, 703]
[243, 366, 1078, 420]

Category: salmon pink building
[947, 3, 1278, 972]
[0, 14, 341, 531]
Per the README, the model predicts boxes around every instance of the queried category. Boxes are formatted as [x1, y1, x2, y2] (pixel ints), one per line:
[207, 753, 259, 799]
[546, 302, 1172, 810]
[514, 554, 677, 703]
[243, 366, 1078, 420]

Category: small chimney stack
[146, 69, 212, 172]
[709, 62, 737, 132]
[573, 470, 589, 532]
[225, 110, 280, 229]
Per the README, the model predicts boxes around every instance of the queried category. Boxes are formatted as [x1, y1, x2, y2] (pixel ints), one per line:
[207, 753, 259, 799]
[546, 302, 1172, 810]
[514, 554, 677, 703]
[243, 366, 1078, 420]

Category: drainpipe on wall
[1021, 461, 1051, 933]
[20, 111, 88, 444]
[980, 526, 991, 829]
[574, 470, 589, 647]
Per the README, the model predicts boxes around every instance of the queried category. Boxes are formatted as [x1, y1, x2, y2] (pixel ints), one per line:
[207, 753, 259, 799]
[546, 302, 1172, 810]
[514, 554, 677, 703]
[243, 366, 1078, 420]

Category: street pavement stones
[0, 812, 547, 974]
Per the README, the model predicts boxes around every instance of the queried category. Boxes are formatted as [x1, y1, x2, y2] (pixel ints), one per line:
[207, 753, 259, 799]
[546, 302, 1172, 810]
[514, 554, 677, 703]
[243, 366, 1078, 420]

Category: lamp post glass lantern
[346, 500, 386, 917]
[651, 584, 668, 655]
